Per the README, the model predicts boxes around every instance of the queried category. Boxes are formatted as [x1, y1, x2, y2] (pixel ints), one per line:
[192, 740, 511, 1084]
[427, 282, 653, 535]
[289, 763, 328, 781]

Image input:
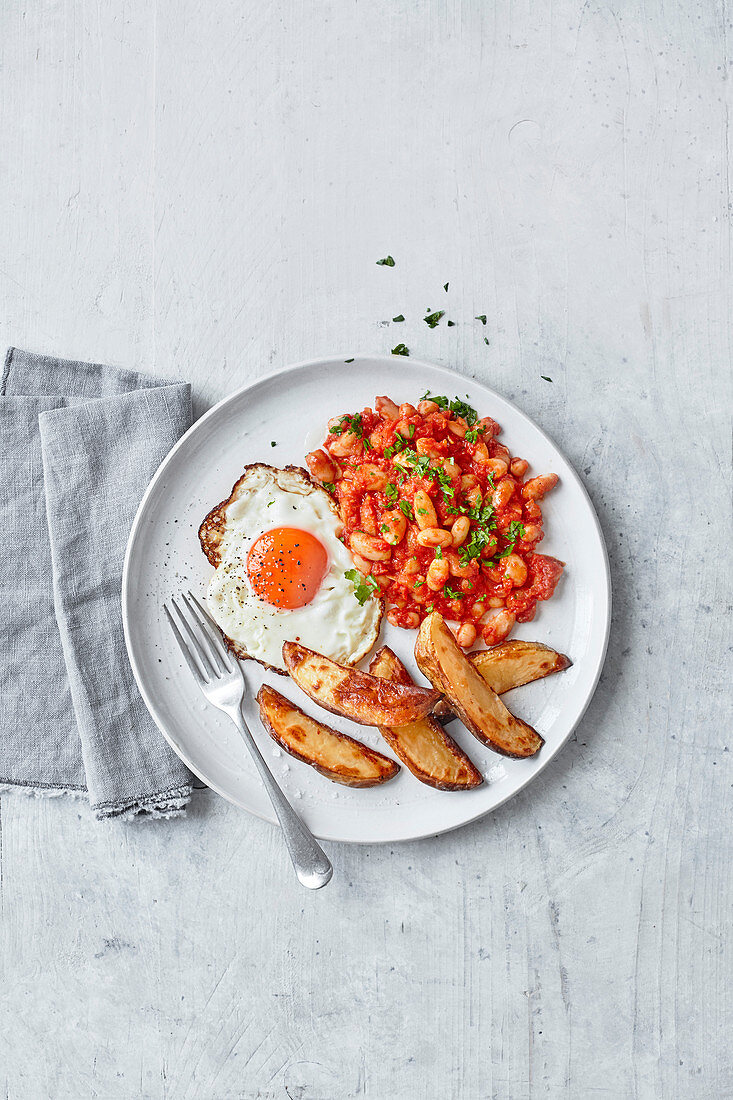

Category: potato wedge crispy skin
[415, 613, 544, 758]
[369, 648, 483, 791]
[432, 640, 571, 723]
[257, 686, 399, 787]
[282, 642, 440, 726]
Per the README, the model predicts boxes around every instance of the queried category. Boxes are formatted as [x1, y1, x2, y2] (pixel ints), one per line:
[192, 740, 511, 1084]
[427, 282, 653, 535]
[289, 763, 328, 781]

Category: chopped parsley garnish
[391, 343, 410, 356]
[419, 391, 478, 426]
[322, 482, 335, 494]
[385, 482, 398, 500]
[541, 375, 553, 382]
[455, 499, 498, 564]
[424, 310, 445, 329]
[407, 424, 415, 437]
[414, 579, 425, 589]
[444, 585, 462, 599]
[384, 444, 457, 506]
[380, 523, 389, 533]
[329, 412, 363, 438]
[434, 546, 443, 559]
[406, 452, 431, 477]
[329, 412, 371, 449]
[392, 314, 405, 323]
[475, 315, 487, 325]
[490, 521, 526, 562]
[458, 527, 494, 563]
[376, 255, 395, 266]
[345, 569, 380, 605]
[434, 466, 455, 498]
[398, 500, 415, 521]
[384, 432, 409, 459]
[469, 500, 496, 526]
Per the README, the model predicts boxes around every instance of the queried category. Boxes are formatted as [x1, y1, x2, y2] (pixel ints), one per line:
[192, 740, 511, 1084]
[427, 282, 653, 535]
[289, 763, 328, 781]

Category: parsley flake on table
[344, 569, 380, 605]
[475, 315, 487, 325]
[270, 441, 277, 447]
[424, 310, 445, 329]
[376, 255, 395, 266]
[541, 375, 553, 382]
[447, 320, 456, 326]
[391, 343, 410, 356]
[345, 357, 355, 363]
[392, 314, 405, 323]
[444, 282, 449, 292]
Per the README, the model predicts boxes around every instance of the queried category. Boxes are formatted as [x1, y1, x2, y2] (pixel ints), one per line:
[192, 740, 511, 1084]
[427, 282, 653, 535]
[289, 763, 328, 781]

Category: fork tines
[164, 592, 234, 683]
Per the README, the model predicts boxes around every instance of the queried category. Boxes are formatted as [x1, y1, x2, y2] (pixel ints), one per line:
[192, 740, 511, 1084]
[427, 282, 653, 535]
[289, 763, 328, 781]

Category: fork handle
[230, 709, 333, 890]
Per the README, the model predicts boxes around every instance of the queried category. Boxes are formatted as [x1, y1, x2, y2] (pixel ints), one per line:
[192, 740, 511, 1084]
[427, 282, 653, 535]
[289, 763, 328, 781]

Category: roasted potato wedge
[257, 685, 400, 787]
[282, 641, 440, 727]
[433, 640, 571, 723]
[369, 647, 483, 791]
[415, 612, 544, 758]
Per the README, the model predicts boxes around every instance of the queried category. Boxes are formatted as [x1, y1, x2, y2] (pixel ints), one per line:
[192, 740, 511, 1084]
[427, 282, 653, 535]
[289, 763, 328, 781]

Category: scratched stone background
[0, 2, 731, 1098]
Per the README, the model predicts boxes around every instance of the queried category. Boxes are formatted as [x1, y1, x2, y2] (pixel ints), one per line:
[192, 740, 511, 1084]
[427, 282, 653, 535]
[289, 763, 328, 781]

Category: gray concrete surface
[1, 1, 730, 1097]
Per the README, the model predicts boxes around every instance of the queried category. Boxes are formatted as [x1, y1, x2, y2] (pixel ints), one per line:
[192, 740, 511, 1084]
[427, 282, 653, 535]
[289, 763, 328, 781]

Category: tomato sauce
[306, 395, 563, 648]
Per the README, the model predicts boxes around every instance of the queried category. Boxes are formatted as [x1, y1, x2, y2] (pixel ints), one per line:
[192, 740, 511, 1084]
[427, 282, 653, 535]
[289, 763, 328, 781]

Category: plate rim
[122, 353, 612, 843]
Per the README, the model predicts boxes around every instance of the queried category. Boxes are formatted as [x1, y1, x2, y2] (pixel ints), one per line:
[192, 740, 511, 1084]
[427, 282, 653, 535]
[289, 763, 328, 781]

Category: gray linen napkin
[0, 347, 194, 818]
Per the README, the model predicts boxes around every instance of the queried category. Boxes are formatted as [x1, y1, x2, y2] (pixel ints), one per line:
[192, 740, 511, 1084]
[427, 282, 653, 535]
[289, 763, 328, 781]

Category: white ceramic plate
[122, 355, 610, 843]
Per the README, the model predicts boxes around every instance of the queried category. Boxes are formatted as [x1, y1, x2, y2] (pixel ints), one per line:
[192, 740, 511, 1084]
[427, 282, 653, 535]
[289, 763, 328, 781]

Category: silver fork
[164, 592, 333, 890]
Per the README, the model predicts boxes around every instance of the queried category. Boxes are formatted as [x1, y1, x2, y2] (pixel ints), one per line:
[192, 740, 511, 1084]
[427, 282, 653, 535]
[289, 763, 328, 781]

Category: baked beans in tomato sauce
[306, 393, 564, 648]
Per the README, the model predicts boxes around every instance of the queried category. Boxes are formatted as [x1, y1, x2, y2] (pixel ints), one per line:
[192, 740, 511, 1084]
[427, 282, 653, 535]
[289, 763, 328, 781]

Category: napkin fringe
[93, 784, 193, 821]
[0, 780, 87, 801]
[0, 780, 194, 821]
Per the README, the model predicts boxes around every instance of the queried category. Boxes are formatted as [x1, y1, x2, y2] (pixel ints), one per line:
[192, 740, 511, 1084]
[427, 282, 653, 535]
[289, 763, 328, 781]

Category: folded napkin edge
[2, 346, 15, 395]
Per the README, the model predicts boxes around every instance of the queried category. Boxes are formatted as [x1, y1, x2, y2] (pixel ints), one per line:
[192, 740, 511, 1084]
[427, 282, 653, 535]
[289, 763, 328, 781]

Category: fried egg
[199, 465, 383, 673]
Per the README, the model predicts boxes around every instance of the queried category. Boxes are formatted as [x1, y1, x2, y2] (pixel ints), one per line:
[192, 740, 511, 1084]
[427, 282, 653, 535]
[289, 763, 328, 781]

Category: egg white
[206, 467, 382, 672]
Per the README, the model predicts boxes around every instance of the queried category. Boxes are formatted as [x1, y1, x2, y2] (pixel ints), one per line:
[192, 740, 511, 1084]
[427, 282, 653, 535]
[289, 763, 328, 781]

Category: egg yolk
[247, 527, 328, 609]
